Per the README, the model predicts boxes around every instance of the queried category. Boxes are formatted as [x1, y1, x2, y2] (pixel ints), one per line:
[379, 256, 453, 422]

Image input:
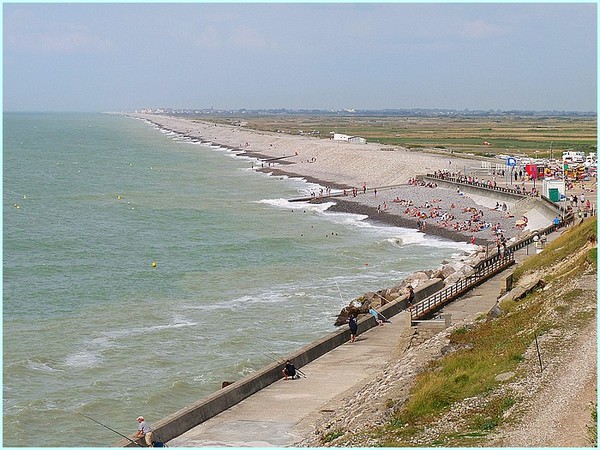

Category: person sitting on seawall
[135, 416, 153, 447]
[282, 360, 297, 380]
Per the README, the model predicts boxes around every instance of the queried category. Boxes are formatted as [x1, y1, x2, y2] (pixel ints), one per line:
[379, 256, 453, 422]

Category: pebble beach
[133, 113, 554, 244]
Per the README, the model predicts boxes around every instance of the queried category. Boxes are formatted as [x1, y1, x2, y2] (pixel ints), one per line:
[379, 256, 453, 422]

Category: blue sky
[3, 3, 597, 112]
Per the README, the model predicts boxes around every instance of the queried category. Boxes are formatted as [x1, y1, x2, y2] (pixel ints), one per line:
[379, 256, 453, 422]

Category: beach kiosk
[542, 179, 565, 203]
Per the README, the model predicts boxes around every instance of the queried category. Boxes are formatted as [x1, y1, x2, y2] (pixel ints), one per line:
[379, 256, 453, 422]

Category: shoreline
[323, 198, 482, 245]
[256, 166, 525, 246]
[133, 114, 539, 245]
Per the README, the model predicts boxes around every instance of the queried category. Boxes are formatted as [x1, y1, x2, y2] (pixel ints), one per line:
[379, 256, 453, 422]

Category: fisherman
[348, 314, 358, 343]
[135, 416, 153, 447]
[407, 285, 415, 307]
[369, 307, 384, 325]
[282, 360, 297, 380]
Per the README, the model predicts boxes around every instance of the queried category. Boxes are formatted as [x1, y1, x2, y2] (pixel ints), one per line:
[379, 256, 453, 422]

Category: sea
[3, 112, 472, 447]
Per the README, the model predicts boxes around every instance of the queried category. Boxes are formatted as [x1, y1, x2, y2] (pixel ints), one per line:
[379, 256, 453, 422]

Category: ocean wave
[257, 198, 336, 213]
[100, 317, 198, 340]
[24, 357, 65, 373]
[62, 317, 199, 369]
[64, 352, 102, 369]
[170, 379, 193, 390]
[187, 292, 286, 312]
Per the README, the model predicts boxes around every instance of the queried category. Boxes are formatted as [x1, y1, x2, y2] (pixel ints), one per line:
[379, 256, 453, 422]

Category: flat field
[198, 115, 597, 159]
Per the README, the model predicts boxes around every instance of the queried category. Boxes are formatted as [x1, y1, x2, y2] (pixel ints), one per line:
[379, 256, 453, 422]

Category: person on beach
[348, 314, 358, 342]
[282, 360, 297, 380]
[407, 285, 415, 307]
[135, 416, 153, 447]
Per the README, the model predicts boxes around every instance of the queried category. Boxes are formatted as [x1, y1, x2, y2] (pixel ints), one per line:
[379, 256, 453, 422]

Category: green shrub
[322, 430, 344, 443]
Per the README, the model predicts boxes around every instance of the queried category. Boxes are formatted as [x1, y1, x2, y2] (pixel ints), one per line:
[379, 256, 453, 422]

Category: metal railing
[410, 253, 515, 321]
[424, 173, 537, 197]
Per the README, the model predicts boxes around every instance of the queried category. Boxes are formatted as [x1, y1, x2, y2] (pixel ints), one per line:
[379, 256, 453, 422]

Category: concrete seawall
[426, 176, 527, 203]
[116, 279, 444, 447]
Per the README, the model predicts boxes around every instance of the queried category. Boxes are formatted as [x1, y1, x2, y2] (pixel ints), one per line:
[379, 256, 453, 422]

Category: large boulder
[433, 264, 456, 280]
[443, 271, 464, 286]
[333, 295, 374, 326]
[487, 301, 504, 319]
[404, 271, 430, 288]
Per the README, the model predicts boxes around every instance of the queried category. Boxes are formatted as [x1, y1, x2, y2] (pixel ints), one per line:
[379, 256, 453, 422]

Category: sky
[2, 2, 597, 112]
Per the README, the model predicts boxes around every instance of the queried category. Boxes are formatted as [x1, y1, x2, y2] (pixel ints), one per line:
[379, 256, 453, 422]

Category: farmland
[202, 114, 597, 159]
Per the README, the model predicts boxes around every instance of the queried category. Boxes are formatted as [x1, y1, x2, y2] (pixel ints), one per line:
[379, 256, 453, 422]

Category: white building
[348, 136, 367, 144]
[332, 133, 366, 144]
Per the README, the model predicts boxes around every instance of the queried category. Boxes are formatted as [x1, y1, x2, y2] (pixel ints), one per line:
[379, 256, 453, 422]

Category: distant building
[332, 133, 366, 144]
[348, 136, 367, 144]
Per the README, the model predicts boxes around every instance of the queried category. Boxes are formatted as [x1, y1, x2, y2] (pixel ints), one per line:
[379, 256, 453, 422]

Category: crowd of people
[390, 185, 512, 236]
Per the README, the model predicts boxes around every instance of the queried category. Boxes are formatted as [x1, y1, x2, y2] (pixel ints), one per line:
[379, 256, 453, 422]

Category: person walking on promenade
[348, 314, 358, 343]
[135, 416, 153, 447]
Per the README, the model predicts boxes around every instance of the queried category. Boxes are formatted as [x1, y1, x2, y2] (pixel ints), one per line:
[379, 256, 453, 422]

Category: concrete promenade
[167, 233, 558, 447]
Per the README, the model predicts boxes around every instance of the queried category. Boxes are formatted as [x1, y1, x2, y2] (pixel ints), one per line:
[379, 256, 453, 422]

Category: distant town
[133, 107, 596, 118]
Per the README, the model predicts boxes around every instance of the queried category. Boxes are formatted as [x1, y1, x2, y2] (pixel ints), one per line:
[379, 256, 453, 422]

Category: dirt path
[491, 319, 596, 447]
[488, 272, 597, 447]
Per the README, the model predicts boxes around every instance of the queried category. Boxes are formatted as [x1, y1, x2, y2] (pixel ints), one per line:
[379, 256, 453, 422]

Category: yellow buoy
[117, 195, 122, 200]
[151, 262, 157, 268]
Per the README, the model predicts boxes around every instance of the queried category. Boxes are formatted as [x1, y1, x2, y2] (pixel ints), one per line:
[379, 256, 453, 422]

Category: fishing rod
[335, 281, 346, 304]
[371, 292, 392, 323]
[76, 411, 144, 447]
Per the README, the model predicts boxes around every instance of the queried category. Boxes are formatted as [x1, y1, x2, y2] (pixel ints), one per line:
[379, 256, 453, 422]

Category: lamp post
[562, 162, 566, 224]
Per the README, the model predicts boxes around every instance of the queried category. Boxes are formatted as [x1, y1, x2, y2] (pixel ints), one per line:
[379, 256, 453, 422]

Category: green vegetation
[382, 291, 548, 446]
[588, 401, 597, 446]
[200, 115, 597, 158]
[322, 430, 345, 443]
[588, 247, 597, 270]
[512, 217, 597, 283]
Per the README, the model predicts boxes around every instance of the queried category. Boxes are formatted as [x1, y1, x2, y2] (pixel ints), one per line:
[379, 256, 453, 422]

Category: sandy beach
[132, 114, 558, 243]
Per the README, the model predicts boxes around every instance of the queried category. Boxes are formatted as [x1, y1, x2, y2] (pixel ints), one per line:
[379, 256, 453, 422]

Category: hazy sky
[3, 3, 597, 112]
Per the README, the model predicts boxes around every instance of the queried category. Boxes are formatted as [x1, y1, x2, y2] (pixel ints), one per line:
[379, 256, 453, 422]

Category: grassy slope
[331, 217, 597, 447]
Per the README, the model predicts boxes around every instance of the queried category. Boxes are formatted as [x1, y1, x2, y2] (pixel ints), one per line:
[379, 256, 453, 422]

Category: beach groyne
[116, 279, 443, 447]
